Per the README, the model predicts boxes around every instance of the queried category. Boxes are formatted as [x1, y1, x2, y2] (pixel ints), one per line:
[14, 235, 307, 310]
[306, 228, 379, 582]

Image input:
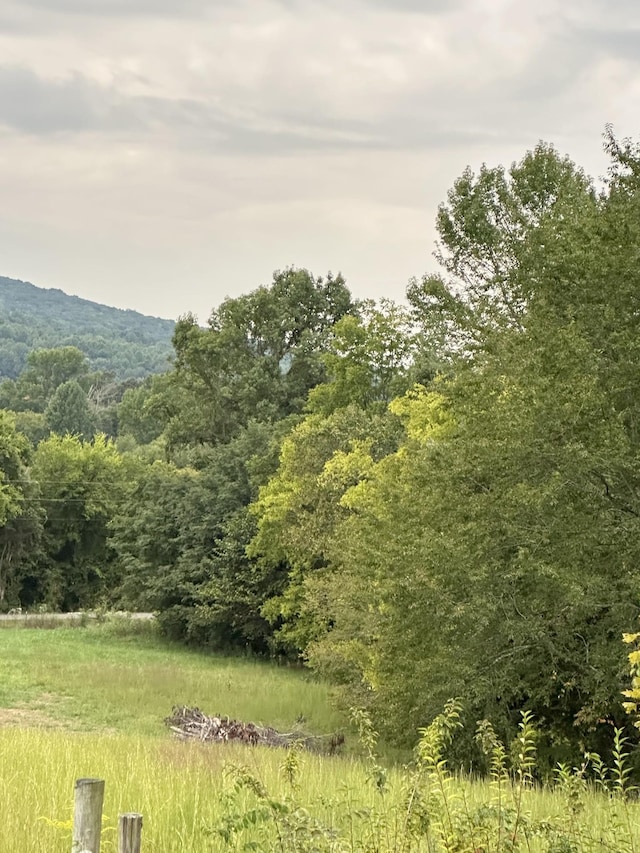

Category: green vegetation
[3, 132, 640, 783]
[0, 276, 174, 381]
[5, 712, 640, 853]
[0, 621, 344, 736]
[0, 343, 165, 443]
[2, 622, 640, 852]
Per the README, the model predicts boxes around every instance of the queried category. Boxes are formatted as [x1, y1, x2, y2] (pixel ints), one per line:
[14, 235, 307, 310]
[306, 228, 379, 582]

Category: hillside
[0, 276, 175, 380]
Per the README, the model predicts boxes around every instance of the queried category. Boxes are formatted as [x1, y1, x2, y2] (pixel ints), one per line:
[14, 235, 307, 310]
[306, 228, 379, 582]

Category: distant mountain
[0, 276, 175, 381]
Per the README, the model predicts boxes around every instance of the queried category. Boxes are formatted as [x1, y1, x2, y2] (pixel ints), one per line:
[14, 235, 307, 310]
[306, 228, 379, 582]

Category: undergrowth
[215, 700, 640, 852]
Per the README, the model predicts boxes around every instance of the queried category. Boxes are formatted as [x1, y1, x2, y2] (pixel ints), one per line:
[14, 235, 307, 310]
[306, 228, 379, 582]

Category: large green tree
[306, 300, 422, 415]
[117, 378, 166, 446]
[247, 296, 429, 655]
[406, 141, 595, 357]
[0, 346, 90, 413]
[228, 139, 640, 767]
[158, 268, 354, 448]
[44, 379, 95, 439]
[28, 434, 126, 609]
[249, 405, 402, 655]
[110, 421, 289, 649]
[0, 412, 43, 609]
[299, 139, 640, 764]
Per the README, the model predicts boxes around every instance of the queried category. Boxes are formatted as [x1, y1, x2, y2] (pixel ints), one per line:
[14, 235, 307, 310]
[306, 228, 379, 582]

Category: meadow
[0, 617, 344, 735]
[2, 618, 640, 852]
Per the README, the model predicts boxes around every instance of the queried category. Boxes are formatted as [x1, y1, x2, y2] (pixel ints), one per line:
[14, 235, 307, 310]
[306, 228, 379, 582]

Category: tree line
[0, 274, 174, 381]
[2, 132, 640, 768]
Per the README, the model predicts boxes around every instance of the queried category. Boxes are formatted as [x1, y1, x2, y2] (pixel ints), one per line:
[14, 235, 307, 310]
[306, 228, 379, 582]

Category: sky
[0, 0, 637, 322]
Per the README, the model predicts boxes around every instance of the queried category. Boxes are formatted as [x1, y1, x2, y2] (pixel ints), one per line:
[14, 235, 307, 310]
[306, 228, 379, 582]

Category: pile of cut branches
[165, 706, 344, 754]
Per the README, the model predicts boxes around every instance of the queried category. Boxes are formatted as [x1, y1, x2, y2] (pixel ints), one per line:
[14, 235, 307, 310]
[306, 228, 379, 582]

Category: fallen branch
[165, 706, 345, 754]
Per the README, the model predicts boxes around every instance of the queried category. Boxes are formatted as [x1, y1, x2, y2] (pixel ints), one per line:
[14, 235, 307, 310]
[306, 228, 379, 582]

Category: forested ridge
[2, 132, 640, 771]
[0, 275, 174, 381]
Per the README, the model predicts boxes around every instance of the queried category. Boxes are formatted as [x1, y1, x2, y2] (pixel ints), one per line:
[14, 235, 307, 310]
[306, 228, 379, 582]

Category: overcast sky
[0, 0, 637, 321]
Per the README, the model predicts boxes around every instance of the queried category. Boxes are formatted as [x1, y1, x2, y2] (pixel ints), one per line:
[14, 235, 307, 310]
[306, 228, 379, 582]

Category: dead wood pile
[165, 706, 345, 754]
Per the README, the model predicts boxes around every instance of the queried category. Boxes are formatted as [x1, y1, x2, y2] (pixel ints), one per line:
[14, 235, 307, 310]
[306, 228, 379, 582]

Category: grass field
[3, 618, 640, 852]
[0, 618, 345, 736]
[0, 618, 364, 852]
[0, 727, 368, 852]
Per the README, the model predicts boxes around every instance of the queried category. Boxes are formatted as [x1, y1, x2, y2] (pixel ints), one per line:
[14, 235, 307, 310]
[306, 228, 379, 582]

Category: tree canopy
[0, 276, 174, 381]
[2, 139, 640, 772]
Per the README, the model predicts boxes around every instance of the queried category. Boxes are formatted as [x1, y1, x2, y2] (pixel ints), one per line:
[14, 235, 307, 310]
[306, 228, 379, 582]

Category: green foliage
[436, 141, 594, 334]
[108, 459, 203, 629]
[216, 750, 345, 853]
[0, 346, 140, 443]
[44, 379, 96, 439]
[215, 701, 640, 853]
[110, 421, 289, 650]
[25, 434, 126, 610]
[623, 632, 640, 726]
[280, 137, 640, 766]
[117, 378, 165, 445]
[0, 411, 43, 609]
[0, 346, 90, 413]
[307, 299, 419, 415]
[159, 267, 354, 448]
[0, 276, 174, 382]
[249, 405, 402, 654]
[8, 410, 49, 446]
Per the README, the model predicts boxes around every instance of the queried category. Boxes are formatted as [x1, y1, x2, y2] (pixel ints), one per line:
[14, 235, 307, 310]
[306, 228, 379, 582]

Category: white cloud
[0, 0, 635, 319]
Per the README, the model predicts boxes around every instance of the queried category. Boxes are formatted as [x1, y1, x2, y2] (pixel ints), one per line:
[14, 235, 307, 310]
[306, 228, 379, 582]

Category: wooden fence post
[71, 778, 105, 853]
[118, 813, 143, 853]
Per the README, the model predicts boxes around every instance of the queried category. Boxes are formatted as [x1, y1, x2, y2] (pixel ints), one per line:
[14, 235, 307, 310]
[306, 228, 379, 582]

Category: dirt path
[0, 611, 154, 623]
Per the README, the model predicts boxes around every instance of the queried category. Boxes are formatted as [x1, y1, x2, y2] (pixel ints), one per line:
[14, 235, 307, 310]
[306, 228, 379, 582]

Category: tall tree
[307, 300, 421, 415]
[406, 142, 595, 356]
[44, 379, 95, 439]
[0, 412, 43, 609]
[117, 378, 166, 445]
[29, 434, 125, 609]
[303, 138, 640, 764]
[249, 405, 401, 654]
[159, 268, 354, 448]
[110, 421, 289, 649]
[1, 346, 90, 413]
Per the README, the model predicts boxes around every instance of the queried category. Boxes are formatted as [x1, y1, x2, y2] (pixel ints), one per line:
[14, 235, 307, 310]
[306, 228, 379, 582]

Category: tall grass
[0, 727, 378, 853]
[2, 723, 640, 852]
[3, 621, 640, 851]
[0, 619, 345, 736]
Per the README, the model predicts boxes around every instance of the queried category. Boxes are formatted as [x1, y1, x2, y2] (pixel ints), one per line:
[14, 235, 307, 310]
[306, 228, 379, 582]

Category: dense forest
[2, 132, 640, 771]
[0, 276, 174, 381]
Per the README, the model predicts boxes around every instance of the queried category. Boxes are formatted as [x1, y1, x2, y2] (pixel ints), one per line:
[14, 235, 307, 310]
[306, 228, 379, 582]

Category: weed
[213, 704, 640, 852]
